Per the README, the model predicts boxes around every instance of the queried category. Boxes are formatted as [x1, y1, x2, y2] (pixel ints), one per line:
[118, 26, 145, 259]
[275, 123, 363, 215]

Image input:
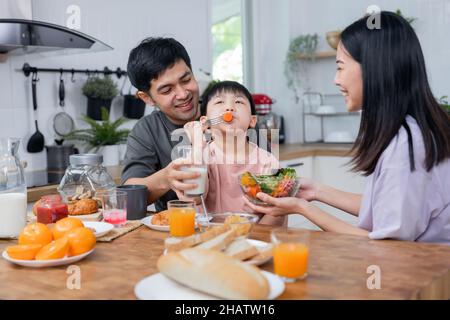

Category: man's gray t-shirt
[121, 110, 187, 211]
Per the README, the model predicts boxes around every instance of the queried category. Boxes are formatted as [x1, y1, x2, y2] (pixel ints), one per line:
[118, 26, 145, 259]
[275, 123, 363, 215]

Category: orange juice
[273, 243, 309, 280]
[169, 207, 196, 237]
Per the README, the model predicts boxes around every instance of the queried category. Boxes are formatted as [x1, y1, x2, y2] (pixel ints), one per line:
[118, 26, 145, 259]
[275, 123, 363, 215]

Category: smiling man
[122, 37, 201, 211]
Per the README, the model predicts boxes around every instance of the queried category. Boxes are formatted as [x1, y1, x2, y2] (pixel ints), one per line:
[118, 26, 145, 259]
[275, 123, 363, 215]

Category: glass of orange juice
[271, 228, 310, 282]
[168, 200, 196, 237]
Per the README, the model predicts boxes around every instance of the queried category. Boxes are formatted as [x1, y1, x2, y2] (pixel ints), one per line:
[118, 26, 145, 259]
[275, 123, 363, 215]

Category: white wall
[0, 0, 212, 171]
[251, 0, 450, 143]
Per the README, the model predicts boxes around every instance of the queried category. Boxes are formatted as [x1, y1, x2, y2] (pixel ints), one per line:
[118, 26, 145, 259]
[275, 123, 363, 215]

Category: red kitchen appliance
[252, 94, 285, 145]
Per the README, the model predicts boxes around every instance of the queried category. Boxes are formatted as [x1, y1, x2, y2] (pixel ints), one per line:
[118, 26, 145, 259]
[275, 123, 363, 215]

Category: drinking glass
[271, 228, 310, 282]
[168, 200, 196, 237]
[100, 190, 127, 227]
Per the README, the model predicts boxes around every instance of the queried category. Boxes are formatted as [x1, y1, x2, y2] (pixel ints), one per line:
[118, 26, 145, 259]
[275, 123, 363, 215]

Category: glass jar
[36, 194, 68, 224]
[58, 154, 116, 201]
[0, 138, 27, 238]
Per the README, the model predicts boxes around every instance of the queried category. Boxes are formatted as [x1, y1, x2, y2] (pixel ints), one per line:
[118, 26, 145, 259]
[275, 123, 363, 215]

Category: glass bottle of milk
[0, 138, 27, 238]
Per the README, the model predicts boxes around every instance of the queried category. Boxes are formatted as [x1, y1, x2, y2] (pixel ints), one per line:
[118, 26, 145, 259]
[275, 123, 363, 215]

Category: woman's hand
[242, 193, 309, 217]
[297, 177, 320, 201]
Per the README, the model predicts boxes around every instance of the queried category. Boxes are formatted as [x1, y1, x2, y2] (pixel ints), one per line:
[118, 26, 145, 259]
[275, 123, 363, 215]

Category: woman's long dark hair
[341, 11, 450, 175]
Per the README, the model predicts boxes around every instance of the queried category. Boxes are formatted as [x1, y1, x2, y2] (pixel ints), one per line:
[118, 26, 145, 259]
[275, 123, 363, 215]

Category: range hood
[0, 19, 112, 55]
[0, 0, 112, 55]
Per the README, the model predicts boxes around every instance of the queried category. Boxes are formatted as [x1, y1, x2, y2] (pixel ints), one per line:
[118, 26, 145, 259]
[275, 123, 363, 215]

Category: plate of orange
[2, 219, 96, 268]
[2, 248, 95, 268]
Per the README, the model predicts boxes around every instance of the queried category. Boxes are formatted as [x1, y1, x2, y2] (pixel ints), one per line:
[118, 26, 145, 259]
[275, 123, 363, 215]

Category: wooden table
[1, 225, 449, 300]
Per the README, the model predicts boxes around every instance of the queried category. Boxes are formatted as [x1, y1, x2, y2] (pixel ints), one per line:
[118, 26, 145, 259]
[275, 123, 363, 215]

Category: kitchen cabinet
[281, 156, 365, 230]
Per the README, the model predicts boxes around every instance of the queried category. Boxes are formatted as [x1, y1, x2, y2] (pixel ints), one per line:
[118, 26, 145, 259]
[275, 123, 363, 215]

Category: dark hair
[200, 81, 256, 116]
[341, 11, 450, 175]
[127, 37, 192, 92]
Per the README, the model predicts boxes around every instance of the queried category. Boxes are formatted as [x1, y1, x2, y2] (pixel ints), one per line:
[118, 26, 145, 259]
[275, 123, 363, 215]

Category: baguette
[197, 229, 237, 251]
[157, 248, 269, 300]
[165, 225, 231, 253]
[224, 239, 259, 261]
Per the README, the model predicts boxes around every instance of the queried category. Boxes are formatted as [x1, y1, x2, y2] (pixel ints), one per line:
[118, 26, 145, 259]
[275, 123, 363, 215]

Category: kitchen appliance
[252, 94, 284, 146]
[46, 144, 78, 171]
[0, 0, 112, 56]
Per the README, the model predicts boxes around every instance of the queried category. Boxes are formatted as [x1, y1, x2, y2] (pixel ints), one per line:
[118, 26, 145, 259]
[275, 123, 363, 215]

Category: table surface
[1, 224, 449, 300]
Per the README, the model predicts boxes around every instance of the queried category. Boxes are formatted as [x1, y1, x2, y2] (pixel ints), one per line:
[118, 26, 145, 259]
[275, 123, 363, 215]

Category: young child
[183, 81, 284, 226]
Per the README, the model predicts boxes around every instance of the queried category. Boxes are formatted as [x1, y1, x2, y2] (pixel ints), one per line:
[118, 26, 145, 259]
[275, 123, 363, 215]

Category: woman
[243, 11, 450, 244]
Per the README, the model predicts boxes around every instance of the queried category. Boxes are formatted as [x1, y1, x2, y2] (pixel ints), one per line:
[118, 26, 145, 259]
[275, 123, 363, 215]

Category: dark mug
[116, 185, 148, 220]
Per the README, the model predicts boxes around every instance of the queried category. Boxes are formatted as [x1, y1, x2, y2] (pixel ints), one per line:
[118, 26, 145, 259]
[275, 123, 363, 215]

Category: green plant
[395, 9, 417, 25]
[438, 96, 450, 112]
[65, 107, 130, 152]
[284, 34, 319, 101]
[82, 76, 119, 100]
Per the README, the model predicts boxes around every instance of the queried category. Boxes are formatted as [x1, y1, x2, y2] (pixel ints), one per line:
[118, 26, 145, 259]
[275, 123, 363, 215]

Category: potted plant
[395, 9, 417, 25]
[65, 107, 130, 166]
[438, 96, 450, 115]
[284, 34, 318, 102]
[82, 76, 119, 120]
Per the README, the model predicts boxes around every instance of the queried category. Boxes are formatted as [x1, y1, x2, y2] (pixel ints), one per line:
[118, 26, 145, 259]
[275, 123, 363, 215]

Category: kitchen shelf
[304, 112, 361, 117]
[296, 51, 336, 60]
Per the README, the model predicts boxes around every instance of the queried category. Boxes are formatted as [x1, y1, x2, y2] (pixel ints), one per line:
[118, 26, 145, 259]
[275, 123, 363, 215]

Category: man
[122, 37, 200, 211]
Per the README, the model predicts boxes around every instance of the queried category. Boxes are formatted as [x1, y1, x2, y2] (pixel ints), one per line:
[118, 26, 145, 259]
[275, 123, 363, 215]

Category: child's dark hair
[127, 37, 191, 92]
[200, 81, 255, 116]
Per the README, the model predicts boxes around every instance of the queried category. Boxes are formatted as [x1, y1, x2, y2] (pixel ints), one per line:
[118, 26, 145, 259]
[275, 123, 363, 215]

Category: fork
[203, 114, 225, 127]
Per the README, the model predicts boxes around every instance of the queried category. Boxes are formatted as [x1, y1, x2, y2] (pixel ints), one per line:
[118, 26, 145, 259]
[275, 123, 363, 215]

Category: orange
[6, 244, 43, 260]
[65, 227, 96, 256]
[52, 217, 84, 239]
[35, 237, 69, 260]
[18, 223, 53, 246]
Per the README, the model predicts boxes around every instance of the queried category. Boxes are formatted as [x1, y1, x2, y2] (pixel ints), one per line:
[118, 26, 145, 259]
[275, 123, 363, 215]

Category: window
[211, 0, 243, 83]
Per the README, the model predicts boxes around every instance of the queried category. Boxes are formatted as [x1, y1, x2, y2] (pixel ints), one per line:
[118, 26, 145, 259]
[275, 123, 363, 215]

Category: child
[183, 81, 284, 226]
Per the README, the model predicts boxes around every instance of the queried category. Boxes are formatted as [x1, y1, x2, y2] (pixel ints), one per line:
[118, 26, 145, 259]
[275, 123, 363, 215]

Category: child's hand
[183, 120, 207, 148]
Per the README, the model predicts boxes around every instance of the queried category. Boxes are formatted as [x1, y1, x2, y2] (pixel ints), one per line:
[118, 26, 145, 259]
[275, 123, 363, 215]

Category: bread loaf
[164, 224, 231, 253]
[157, 247, 269, 300]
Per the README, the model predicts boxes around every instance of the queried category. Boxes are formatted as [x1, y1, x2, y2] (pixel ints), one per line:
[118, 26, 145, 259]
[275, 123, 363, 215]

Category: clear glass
[271, 228, 310, 282]
[177, 145, 207, 196]
[99, 190, 127, 227]
[58, 162, 115, 201]
[168, 200, 196, 237]
[0, 138, 27, 238]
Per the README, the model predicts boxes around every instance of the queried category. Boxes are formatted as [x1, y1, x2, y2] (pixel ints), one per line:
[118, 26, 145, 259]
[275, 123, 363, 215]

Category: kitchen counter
[0, 224, 449, 299]
[26, 143, 353, 202]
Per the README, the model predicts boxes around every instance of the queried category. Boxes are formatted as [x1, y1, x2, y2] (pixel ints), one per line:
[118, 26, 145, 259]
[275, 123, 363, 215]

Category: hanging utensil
[27, 72, 45, 153]
[53, 71, 75, 139]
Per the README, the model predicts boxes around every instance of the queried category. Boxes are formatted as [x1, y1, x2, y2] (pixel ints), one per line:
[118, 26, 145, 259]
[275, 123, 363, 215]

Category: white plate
[141, 216, 169, 232]
[246, 239, 273, 266]
[2, 249, 95, 268]
[142, 214, 208, 232]
[134, 270, 284, 300]
[70, 211, 102, 221]
[83, 221, 114, 238]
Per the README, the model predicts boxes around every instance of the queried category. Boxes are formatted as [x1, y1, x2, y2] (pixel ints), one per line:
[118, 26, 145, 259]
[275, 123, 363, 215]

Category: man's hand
[164, 158, 200, 194]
